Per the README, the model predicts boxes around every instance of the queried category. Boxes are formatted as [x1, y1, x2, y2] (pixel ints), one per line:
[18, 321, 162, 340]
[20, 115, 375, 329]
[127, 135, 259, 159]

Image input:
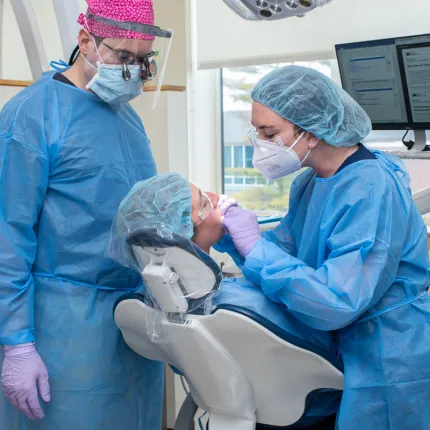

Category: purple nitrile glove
[1, 343, 51, 420]
[222, 206, 262, 257]
[218, 195, 238, 216]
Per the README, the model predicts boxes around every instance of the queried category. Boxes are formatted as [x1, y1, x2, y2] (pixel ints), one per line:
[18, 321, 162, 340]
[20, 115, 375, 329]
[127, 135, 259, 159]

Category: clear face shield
[223, 0, 332, 20]
[193, 190, 215, 227]
[83, 13, 173, 108]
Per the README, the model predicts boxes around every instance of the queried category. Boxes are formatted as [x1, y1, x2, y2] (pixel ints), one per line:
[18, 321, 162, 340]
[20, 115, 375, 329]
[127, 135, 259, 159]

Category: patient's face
[189, 183, 224, 253]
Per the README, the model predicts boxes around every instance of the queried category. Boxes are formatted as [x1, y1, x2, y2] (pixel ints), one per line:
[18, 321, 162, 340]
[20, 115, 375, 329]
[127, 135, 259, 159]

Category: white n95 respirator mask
[249, 128, 309, 180]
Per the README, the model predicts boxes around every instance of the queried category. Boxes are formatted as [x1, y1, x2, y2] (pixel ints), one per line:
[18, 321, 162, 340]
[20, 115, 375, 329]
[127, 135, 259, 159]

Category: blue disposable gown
[0, 72, 164, 429]
[217, 152, 430, 429]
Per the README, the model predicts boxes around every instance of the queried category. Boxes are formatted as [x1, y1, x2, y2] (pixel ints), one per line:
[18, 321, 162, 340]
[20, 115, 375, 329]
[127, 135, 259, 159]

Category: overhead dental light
[223, 0, 332, 20]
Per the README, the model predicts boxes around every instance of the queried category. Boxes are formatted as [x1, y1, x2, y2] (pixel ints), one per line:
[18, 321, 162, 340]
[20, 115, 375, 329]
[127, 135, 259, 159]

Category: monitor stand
[387, 130, 430, 159]
[414, 130, 428, 152]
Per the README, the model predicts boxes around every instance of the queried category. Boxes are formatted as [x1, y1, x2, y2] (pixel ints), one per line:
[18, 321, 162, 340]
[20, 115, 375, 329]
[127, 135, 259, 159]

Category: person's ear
[78, 29, 94, 56]
[306, 133, 320, 150]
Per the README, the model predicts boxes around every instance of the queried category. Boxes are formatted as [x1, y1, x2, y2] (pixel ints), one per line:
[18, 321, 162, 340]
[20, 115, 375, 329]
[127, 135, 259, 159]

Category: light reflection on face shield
[190, 185, 224, 253]
[195, 190, 214, 226]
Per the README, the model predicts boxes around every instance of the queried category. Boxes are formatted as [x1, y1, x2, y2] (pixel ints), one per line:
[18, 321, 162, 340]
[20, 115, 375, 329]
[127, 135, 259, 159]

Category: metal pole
[10, 0, 48, 79]
[51, 0, 81, 60]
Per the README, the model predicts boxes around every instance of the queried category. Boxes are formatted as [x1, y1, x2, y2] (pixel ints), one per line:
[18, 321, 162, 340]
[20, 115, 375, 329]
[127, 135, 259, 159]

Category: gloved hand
[1, 343, 51, 420]
[218, 195, 238, 216]
[222, 206, 262, 257]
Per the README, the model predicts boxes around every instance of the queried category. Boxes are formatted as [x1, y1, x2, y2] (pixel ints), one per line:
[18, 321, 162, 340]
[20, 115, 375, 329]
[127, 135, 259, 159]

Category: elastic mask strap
[302, 137, 318, 165]
[83, 54, 97, 71]
[80, 15, 105, 68]
[93, 36, 105, 64]
[83, 15, 104, 64]
[302, 147, 312, 164]
[289, 131, 305, 151]
[289, 131, 312, 165]
[83, 34, 105, 71]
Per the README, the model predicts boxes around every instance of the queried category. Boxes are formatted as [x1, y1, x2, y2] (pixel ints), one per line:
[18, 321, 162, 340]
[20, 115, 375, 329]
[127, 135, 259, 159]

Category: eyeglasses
[248, 127, 304, 147]
[100, 41, 158, 82]
[248, 127, 283, 147]
[195, 189, 214, 226]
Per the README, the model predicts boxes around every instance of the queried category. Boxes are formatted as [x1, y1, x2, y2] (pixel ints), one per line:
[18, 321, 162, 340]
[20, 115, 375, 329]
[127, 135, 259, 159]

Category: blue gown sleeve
[262, 215, 296, 257]
[213, 234, 246, 270]
[214, 172, 307, 263]
[213, 215, 297, 271]
[262, 168, 312, 257]
[243, 177, 407, 331]
[0, 100, 49, 345]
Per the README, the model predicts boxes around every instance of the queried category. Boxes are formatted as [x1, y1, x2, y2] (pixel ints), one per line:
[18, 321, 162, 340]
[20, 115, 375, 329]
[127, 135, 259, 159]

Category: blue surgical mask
[84, 60, 143, 105]
[83, 41, 143, 105]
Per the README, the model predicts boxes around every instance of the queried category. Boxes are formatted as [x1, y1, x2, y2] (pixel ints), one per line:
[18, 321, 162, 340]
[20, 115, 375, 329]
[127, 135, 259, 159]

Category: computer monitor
[336, 34, 430, 148]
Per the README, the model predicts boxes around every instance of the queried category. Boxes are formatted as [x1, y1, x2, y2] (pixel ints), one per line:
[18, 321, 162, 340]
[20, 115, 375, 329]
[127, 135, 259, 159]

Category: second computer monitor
[336, 34, 430, 130]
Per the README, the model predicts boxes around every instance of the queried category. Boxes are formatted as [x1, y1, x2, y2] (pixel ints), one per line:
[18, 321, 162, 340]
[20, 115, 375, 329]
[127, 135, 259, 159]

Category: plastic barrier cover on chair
[107, 178, 222, 343]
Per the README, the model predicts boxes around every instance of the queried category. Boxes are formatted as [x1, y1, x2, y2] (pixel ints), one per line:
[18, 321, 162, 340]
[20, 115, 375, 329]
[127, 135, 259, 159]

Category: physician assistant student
[218, 65, 430, 430]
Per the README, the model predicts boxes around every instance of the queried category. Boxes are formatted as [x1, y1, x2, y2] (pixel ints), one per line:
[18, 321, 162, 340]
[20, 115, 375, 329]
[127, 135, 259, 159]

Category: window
[221, 60, 341, 216]
[234, 146, 243, 168]
[223, 146, 232, 169]
[221, 60, 430, 227]
[245, 146, 253, 168]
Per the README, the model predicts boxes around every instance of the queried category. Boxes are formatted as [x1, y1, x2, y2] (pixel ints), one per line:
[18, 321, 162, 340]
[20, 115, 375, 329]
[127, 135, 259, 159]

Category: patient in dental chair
[110, 172, 341, 429]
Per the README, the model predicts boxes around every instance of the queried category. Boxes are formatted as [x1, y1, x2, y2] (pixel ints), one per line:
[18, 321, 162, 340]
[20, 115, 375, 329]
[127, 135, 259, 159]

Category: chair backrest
[114, 297, 344, 427]
[117, 228, 343, 427]
[126, 228, 221, 313]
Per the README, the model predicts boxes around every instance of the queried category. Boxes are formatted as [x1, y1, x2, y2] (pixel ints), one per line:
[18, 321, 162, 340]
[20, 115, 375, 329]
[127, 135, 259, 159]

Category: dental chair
[113, 228, 344, 430]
